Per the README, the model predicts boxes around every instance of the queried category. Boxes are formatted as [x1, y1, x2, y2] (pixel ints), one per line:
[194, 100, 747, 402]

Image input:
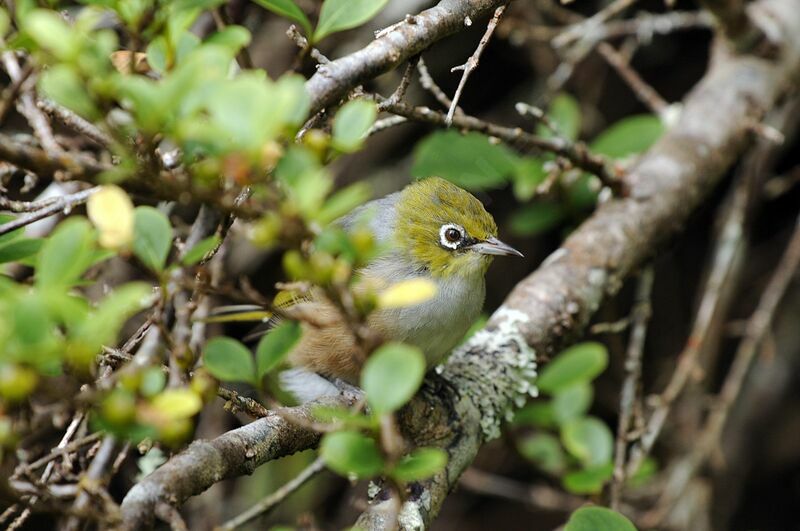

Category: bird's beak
[471, 236, 524, 257]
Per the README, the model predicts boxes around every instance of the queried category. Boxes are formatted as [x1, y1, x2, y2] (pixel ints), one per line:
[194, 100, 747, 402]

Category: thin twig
[0, 186, 99, 236]
[610, 266, 654, 509]
[416, 57, 456, 111]
[1, 52, 63, 155]
[37, 99, 112, 147]
[459, 468, 583, 512]
[446, 3, 508, 125]
[216, 457, 326, 530]
[61, 435, 118, 531]
[8, 414, 86, 530]
[553, 0, 640, 49]
[380, 100, 621, 191]
[287, 25, 331, 65]
[597, 42, 669, 117]
[380, 56, 419, 109]
[651, 214, 800, 521]
[0, 61, 33, 125]
[368, 115, 408, 136]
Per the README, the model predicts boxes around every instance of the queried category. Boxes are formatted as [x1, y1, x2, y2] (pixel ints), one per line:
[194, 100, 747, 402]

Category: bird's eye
[439, 223, 465, 249]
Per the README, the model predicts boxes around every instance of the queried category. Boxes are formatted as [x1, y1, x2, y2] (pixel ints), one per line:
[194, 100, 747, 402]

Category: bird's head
[394, 177, 522, 278]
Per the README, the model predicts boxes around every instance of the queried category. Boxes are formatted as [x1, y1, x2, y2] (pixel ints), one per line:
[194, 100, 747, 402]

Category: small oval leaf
[361, 342, 426, 414]
[320, 430, 384, 478]
[256, 321, 302, 380]
[564, 506, 637, 531]
[537, 342, 608, 394]
[314, 0, 388, 42]
[332, 99, 377, 152]
[391, 447, 447, 482]
[203, 337, 256, 384]
[561, 416, 613, 467]
[133, 206, 173, 272]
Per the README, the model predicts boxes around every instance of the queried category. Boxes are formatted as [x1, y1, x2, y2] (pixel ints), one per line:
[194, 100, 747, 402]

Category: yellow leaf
[378, 278, 438, 309]
[150, 389, 203, 420]
[87, 185, 134, 250]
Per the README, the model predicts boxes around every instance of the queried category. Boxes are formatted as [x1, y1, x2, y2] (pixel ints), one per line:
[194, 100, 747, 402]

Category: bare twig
[416, 57, 456, 110]
[0, 186, 99, 236]
[1, 52, 63, 155]
[304, 0, 510, 114]
[216, 457, 326, 530]
[625, 99, 799, 477]
[597, 42, 670, 117]
[459, 468, 583, 512]
[652, 213, 800, 519]
[553, 0, 640, 49]
[610, 267, 654, 509]
[62, 435, 119, 531]
[380, 100, 621, 190]
[446, 3, 508, 125]
[37, 99, 112, 147]
[0, 61, 33, 125]
[380, 57, 419, 109]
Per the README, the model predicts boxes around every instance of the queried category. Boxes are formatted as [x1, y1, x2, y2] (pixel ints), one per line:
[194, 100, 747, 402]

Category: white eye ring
[439, 223, 465, 249]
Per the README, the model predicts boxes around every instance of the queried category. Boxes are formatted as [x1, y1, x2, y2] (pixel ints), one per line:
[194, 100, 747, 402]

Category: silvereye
[280, 177, 522, 402]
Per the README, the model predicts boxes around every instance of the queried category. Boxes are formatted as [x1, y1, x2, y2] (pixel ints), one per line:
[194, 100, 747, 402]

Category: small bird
[280, 177, 522, 402]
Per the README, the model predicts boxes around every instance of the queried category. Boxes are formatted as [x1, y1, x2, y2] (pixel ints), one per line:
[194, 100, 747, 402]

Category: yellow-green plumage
[280, 177, 522, 402]
[396, 177, 498, 277]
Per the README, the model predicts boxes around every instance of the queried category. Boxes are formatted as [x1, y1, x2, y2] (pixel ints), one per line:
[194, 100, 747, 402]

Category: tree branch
[304, 0, 509, 114]
[357, 0, 800, 526]
[119, 395, 357, 529]
[118, 0, 800, 528]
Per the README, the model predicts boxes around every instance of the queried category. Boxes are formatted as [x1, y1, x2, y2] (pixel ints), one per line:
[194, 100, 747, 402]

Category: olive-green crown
[395, 177, 498, 277]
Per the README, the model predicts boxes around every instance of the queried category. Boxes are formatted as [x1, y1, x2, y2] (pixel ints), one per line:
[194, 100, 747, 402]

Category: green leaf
[0, 238, 43, 264]
[133, 207, 173, 272]
[509, 202, 565, 236]
[512, 401, 556, 428]
[332, 99, 377, 152]
[361, 342, 426, 414]
[181, 235, 220, 265]
[561, 416, 613, 467]
[81, 282, 152, 346]
[314, 0, 388, 42]
[207, 25, 250, 50]
[36, 217, 96, 288]
[563, 465, 614, 495]
[145, 36, 170, 74]
[539, 93, 581, 141]
[552, 382, 593, 425]
[391, 448, 447, 482]
[256, 321, 301, 380]
[590, 115, 663, 159]
[23, 9, 77, 59]
[412, 131, 519, 190]
[564, 506, 637, 531]
[203, 337, 256, 384]
[253, 0, 312, 36]
[320, 430, 384, 478]
[517, 432, 566, 474]
[39, 65, 99, 119]
[316, 182, 372, 225]
[537, 342, 608, 394]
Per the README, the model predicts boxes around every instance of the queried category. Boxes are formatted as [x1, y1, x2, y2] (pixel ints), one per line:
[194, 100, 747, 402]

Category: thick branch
[357, 0, 800, 526]
[119, 395, 355, 529]
[304, 0, 508, 114]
